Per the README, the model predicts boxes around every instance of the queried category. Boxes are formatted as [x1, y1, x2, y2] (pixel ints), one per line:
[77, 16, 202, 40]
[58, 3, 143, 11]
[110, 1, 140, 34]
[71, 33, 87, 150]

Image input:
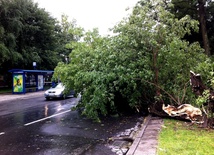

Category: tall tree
[198, 0, 210, 56]
[56, 14, 84, 63]
[0, 0, 61, 73]
[0, 0, 72, 87]
[171, 0, 214, 56]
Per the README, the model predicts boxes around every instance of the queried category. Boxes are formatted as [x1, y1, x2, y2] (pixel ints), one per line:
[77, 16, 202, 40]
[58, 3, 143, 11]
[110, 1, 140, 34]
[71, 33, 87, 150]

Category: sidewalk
[0, 91, 45, 102]
[127, 115, 163, 155]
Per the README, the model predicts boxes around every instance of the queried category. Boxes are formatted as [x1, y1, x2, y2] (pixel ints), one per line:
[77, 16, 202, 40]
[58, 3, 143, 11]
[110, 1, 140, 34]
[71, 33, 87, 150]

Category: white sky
[33, 0, 139, 36]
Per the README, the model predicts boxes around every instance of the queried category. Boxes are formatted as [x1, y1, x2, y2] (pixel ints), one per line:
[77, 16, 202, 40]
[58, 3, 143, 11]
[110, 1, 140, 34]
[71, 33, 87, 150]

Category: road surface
[0, 91, 140, 155]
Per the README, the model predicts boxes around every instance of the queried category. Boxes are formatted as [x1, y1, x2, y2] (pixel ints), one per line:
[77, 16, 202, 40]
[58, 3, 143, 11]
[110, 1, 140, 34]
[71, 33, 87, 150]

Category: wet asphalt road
[0, 92, 140, 155]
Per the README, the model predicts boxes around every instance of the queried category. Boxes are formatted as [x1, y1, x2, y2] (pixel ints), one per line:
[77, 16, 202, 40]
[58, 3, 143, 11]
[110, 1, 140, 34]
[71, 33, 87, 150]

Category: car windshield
[52, 83, 64, 89]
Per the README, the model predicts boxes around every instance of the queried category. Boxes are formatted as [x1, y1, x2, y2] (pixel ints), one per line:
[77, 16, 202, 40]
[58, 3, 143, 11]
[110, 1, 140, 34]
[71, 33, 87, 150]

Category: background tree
[198, 0, 210, 56]
[56, 14, 84, 63]
[171, 0, 214, 56]
[0, 0, 75, 86]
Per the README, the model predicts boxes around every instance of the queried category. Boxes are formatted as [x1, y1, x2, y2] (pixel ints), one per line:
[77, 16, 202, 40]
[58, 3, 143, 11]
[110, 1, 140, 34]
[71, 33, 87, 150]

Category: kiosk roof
[8, 69, 54, 74]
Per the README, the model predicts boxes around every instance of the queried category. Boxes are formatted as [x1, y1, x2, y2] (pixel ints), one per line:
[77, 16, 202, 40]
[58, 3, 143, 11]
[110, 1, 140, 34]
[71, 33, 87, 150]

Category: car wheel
[46, 97, 50, 100]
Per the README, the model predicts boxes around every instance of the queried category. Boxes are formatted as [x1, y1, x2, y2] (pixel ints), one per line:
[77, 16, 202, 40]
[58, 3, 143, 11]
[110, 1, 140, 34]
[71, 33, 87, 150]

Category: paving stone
[134, 148, 156, 155]
[127, 116, 163, 155]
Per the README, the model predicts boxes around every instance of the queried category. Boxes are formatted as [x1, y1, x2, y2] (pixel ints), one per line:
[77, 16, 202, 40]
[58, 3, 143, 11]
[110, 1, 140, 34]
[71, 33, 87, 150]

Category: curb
[126, 115, 152, 155]
[127, 115, 163, 155]
[0, 91, 45, 102]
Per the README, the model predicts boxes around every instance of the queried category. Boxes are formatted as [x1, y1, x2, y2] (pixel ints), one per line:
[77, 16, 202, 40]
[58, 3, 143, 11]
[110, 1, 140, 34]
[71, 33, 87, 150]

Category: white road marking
[24, 109, 71, 126]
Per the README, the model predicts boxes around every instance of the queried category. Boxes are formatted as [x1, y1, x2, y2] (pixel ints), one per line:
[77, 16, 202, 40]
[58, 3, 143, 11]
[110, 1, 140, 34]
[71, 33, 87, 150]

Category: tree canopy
[0, 0, 79, 86]
[171, 0, 214, 56]
[0, 0, 57, 70]
[53, 0, 213, 122]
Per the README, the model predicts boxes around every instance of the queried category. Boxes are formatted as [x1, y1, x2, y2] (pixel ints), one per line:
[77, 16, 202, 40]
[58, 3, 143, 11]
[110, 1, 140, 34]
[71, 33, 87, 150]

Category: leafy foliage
[0, 0, 70, 77]
[193, 57, 214, 88]
[171, 0, 214, 55]
[54, 0, 212, 121]
[193, 58, 214, 121]
[114, 0, 206, 105]
[0, 0, 82, 88]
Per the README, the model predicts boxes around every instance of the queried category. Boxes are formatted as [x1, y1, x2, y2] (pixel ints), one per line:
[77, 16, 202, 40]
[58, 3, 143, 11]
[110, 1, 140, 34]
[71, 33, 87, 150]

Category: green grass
[157, 119, 214, 155]
[0, 87, 11, 94]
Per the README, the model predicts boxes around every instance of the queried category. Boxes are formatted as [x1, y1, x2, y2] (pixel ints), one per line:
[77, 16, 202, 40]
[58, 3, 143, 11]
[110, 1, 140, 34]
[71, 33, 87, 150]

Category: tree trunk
[153, 48, 160, 96]
[198, 0, 210, 56]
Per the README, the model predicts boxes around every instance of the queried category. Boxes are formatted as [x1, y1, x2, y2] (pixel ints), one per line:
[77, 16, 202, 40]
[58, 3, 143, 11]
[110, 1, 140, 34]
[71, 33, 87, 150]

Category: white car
[44, 83, 75, 100]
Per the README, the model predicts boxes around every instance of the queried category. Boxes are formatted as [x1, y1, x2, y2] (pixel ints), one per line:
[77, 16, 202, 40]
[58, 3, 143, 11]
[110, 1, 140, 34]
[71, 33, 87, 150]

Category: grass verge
[0, 88, 11, 94]
[157, 119, 214, 155]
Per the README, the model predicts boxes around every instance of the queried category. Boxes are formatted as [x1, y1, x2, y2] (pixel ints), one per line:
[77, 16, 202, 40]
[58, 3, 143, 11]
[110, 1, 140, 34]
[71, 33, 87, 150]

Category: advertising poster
[38, 75, 44, 90]
[13, 75, 23, 93]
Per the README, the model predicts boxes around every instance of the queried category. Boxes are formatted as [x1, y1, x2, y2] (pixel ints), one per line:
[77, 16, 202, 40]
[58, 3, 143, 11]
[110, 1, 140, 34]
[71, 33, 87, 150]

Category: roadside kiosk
[8, 69, 54, 94]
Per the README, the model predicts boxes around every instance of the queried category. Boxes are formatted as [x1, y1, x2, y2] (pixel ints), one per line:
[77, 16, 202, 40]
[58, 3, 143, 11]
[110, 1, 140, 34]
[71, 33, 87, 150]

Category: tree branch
[136, 78, 179, 104]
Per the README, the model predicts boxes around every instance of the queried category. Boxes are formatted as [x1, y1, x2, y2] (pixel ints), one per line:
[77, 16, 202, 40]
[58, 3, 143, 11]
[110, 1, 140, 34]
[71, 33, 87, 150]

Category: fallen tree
[149, 71, 214, 128]
[190, 70, 214, 128]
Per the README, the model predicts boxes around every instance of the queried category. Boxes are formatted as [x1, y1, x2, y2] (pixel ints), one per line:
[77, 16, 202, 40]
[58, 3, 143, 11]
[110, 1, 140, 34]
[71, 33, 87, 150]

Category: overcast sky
[33, 0, 139, 36]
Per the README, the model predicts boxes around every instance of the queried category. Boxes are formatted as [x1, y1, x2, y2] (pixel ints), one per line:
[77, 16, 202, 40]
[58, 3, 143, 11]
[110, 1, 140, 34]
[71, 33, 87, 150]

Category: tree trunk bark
[198, 0, 210, 56]
[153, 48, 160, 97]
